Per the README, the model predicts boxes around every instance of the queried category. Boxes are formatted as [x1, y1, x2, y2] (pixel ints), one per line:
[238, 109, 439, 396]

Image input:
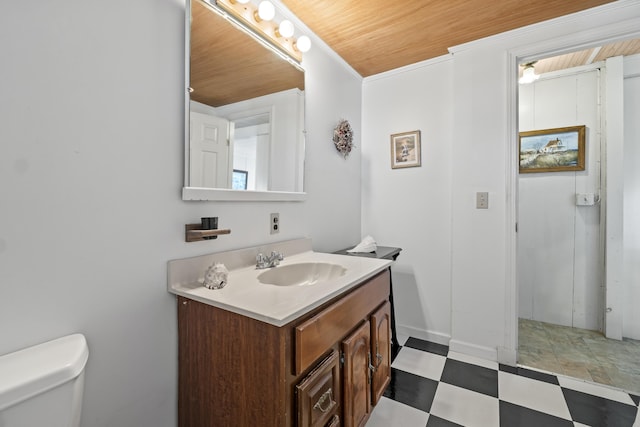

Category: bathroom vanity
[168, 239, 393, 427]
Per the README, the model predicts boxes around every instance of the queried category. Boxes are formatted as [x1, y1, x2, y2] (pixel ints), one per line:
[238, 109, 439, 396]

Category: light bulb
[519, 66, 539, 84]
[295, 35, 311, 52]
[236, 0, 250, 3]
[278, 20, 294, 38]
[257, 1, 275, 21]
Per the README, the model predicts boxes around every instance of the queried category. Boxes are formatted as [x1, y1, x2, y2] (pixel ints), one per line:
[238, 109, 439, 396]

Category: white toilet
[0, 334, 89, 427]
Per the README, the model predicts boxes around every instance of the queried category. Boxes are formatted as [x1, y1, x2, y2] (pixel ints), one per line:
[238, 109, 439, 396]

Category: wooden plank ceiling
[192, 0, 640, 106]
[533, 38, 640, 75]
[190, 0, 304, 107]
[280, 0, 616, 77]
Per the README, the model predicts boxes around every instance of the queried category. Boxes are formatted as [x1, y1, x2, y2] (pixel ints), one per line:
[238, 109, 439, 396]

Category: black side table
[333, 246, 402, 359]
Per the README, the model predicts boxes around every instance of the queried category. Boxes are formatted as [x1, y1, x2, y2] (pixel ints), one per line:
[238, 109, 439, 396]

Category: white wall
[362, 1, 640, 362]
[0, 1, 362, 426]
[361, 59, 454, 344]
[623, 54, 640, 340]
[518, 68, 602, 331]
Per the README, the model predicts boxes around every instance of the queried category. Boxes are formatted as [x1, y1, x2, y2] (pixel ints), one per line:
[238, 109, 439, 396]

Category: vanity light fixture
[277, 19, 294, 38]
[295, 35, 311, 53]
[256, 1, 275, 21]
[207, 0, 310, 68]
[519, 61, 539, 84]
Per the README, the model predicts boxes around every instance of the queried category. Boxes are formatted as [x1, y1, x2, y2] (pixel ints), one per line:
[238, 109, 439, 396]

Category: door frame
[504, 20, 640, 362]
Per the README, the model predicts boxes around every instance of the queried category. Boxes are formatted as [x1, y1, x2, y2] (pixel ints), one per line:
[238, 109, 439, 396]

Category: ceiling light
[256, 1, 275, 21]
[295, 35, 311, 53]
[277, 20, 295, 38]
[519, 62, 539, 84]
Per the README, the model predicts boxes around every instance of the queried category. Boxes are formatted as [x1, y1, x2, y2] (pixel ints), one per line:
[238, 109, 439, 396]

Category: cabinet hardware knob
[313, 388, 334, 413]
[368, 352, 376, 373]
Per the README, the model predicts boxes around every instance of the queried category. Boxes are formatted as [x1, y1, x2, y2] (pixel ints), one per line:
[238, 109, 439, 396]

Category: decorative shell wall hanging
[333, 119, 354, 158]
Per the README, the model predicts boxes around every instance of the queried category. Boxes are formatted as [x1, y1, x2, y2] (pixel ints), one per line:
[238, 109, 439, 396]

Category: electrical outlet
[476, 192, 489, 209]
[270, 213, 280, 234]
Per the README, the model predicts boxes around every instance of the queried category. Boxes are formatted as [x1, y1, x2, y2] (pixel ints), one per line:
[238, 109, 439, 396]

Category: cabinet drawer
[295, 269, 390, 374]
[297, 351, 341, 427]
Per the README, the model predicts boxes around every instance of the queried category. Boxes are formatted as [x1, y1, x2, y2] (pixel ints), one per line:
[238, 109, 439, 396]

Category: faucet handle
[271, 251, 284, 261]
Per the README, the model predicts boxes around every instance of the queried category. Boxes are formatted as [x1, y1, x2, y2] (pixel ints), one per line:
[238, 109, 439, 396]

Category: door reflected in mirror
[184, 0, 306, 199]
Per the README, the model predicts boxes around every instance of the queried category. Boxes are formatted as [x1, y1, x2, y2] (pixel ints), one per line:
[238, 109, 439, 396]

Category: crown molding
[449, 0, 640, 58]
[362, 54, 452, 84]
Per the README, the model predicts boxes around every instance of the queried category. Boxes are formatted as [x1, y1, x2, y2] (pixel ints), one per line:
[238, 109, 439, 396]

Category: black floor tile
[426, 414, 463, 427]
[562, 388, 638, 427]
[391, 344, 402, 362]
[384, 367, 439, 413]
[404, 337, 449, 356]
[498, 364, 559, 385]
[499, 401, 573, 427]
[632, 394, 640, 406]
[440, 358, 498, 398]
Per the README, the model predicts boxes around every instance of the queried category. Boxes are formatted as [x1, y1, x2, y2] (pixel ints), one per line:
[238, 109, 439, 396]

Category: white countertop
[169, 249, 392, 326]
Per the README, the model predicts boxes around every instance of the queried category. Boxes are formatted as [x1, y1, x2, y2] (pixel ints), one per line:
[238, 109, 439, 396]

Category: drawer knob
[313, 388, 334, 413]
[376, 352, 383, 367]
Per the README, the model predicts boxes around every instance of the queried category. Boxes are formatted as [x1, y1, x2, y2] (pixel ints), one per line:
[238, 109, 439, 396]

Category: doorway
[517, 63, 603, 333]
[514, 45, 640, 395]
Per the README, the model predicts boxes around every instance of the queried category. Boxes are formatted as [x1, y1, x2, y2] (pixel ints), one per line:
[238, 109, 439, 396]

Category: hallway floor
[518, 318, 640, 395]
[368, 336, 639, 426]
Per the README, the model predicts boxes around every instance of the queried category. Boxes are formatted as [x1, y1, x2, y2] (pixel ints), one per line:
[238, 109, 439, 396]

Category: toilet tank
[0, 334, 89, 427]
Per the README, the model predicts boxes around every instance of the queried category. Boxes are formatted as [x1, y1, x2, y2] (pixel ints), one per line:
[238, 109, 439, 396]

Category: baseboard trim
[396, 325, 451, 347]
[497, 347, 518, 366]
[449, 339, 497, 362]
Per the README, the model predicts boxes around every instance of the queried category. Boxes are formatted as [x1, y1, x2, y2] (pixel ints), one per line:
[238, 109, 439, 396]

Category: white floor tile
[391, 346, 447, 381]
[367, 396, 429, 427]
[396, 333, 410, 346]
[429, 382, 499, 427]
[558, 376, 636, 406]
[448, 351, 498, 370]
[498, 371, 572, 420]
[573, 423, 591, 427]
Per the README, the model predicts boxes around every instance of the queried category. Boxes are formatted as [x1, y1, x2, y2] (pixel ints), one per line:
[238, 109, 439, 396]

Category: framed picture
[390, 130, 421, 169]
[519, 125, 586, 173]
[232, 169, 248, 190]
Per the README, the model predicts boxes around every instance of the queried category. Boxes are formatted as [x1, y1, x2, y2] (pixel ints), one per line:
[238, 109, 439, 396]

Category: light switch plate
[476, 192, 489, 209]
[576, 193, 595, 206]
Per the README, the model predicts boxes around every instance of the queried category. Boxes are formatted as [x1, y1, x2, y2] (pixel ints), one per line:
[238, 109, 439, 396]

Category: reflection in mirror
[184, 0, 306, 200]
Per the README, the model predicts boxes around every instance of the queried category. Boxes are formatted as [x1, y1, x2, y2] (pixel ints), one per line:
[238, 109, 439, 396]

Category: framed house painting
[519, 125, 586, 173]
[391, 130, 421, 169]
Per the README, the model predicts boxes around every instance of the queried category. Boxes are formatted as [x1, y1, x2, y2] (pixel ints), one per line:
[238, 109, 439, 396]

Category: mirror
[183, 0, 306, 201]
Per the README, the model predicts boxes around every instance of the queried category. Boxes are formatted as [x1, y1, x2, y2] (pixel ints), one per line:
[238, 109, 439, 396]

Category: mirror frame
[182, 0, 307, 202]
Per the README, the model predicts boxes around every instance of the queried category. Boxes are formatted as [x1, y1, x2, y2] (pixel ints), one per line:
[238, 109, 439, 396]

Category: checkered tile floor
[368, 337, 640, 427]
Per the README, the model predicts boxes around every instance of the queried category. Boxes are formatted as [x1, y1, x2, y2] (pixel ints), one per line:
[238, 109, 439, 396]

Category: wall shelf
[185, 224, 231, 242]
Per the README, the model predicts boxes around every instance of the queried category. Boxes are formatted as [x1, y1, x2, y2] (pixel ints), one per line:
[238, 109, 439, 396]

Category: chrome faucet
[256, 251, 284, 269]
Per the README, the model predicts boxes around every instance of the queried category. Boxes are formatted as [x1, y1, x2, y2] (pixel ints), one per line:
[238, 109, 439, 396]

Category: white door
[189, 112, 231, 188]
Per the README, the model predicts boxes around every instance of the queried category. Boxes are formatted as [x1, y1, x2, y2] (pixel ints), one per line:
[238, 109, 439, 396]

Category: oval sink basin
[258, 262, 347, 286]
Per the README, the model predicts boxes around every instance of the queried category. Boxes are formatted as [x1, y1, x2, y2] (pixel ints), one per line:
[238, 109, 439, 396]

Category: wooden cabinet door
[341, 321, 371, 427]
[326, 414, 340, 427]
[370, 301, 391, 405]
